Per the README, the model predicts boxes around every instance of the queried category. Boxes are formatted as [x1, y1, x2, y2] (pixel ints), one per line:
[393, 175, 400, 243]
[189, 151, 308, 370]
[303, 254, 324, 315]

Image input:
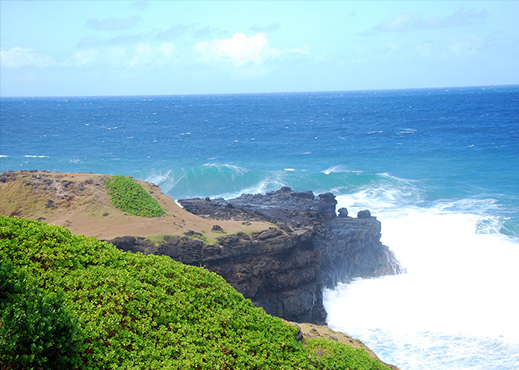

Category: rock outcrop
[109, 187, 402, 325]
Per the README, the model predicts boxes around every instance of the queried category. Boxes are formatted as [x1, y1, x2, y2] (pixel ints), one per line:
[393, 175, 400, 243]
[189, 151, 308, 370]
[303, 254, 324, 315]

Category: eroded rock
[109, 188, 403, 325]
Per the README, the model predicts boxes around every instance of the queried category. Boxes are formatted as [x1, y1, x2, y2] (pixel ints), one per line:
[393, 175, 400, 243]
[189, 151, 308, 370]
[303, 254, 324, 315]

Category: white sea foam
[202, 163, 248, 174]
[397, 128, 417, 135]
[322, 165, 345, 175]
[145, 170, 172, 186]
[23, 155, 49, 158]
[322, 166, 362, 175]
[145, 170, 185, 194]
[219, 173, 287, 199]
[430, 197, 501, 215]
[335, 183, 423, 213]
[326, 192, 519, 369]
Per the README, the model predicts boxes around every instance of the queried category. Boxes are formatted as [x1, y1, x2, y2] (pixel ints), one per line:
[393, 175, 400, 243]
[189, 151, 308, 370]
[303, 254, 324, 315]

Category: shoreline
[1, 169, 402, 369]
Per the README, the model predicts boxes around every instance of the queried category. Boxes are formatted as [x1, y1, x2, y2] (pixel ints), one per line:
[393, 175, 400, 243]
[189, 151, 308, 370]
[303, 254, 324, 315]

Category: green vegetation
[0, 260, 83, 369]
[0, 215, 390, 370]
[105, 175, 165, 217]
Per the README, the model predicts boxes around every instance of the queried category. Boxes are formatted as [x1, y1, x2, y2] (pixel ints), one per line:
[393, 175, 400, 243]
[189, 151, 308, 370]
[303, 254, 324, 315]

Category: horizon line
[1, 83, 518, 99]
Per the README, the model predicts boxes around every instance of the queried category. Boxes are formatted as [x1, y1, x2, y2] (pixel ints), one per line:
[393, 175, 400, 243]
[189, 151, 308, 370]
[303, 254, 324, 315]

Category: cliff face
[110, 187, 402, 325]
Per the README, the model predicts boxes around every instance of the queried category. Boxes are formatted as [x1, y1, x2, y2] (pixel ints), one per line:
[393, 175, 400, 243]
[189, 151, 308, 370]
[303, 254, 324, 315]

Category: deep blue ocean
[1, 86, 519, 369]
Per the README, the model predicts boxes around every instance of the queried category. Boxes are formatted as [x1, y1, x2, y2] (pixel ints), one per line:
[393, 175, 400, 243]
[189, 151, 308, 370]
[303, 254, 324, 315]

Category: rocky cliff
[109, 187, 403, 325]
[1, 171, 402, 368]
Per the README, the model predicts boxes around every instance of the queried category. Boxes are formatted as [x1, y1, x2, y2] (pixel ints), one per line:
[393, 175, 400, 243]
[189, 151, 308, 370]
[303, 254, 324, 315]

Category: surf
[324, 186, 519, 369]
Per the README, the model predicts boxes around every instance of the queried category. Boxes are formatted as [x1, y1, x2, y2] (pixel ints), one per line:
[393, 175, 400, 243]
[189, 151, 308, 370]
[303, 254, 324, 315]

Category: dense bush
[105, 175, 165, 217]
[0, 260, 83, 369]
[0, 215, 389, 370]
[0, 260, 21, 303]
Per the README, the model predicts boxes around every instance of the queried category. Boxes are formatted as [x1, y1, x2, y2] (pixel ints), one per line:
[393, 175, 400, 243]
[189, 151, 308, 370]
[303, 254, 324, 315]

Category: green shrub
[105, 175, 165, 217]
[0, 260, 22, 305]
[305, 338, 390, 370]
[0, 215, 390, 370]
[0, 260, 83, 369]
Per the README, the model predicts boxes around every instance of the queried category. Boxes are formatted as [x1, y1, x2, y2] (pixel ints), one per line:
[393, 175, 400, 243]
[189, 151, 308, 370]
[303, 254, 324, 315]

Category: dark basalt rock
[338, 207, 349, 218]
[108, 188, 403, 325]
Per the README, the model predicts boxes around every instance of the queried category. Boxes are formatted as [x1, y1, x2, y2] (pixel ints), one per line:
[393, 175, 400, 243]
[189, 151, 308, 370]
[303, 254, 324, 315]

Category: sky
[1, 0, 518, 97]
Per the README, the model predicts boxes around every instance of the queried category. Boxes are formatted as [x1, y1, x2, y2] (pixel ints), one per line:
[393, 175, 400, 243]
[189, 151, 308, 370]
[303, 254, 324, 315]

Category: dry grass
[0, 171, 271, 241]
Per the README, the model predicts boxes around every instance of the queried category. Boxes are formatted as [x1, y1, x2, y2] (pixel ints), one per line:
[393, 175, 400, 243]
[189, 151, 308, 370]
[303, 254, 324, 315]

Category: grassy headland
[0, 171, 270, 240]
[0, 215, 391, 369]
[0, 170, 398, 369]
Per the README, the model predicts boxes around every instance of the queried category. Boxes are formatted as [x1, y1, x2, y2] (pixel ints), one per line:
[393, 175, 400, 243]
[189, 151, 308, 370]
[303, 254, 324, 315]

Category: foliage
[0, 260, 83, 369]
[0, 215, 390, 370]
[105, 175, 165, 217]
[0, 260, 22, 304]
[305, 338, 390, 370]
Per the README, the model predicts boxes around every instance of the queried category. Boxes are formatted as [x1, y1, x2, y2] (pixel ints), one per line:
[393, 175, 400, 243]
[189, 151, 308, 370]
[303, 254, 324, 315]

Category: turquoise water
[1, 85, 519, 368]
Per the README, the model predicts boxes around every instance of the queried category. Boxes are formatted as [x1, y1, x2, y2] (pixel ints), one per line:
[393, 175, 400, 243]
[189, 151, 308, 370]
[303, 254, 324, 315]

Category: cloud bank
[59, 42, 177, 69]
[195, 32, 308, 67]
[86, 16, 142, 31]
[249, 23, 281, 33]
[0, 47, 54, 68]
[374, 7, 489, 32]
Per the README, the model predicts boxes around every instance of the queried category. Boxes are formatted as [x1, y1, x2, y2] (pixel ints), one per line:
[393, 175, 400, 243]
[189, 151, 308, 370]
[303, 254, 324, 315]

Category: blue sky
[1, 1, 518, 96]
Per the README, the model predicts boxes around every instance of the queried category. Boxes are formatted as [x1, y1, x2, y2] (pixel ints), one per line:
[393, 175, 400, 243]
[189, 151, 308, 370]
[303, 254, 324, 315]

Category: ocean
[1, 86, 518, 369]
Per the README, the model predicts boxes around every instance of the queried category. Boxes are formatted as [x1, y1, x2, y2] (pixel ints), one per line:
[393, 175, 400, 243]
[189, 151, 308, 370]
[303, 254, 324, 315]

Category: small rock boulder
[357, 210, 371, 218]
[337, 208, 349, 218]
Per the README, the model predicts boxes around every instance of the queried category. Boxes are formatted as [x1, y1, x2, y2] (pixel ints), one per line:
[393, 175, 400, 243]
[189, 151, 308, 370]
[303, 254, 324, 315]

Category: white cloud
[195, 33, 270, 66]
[374, 7, 490, 33]
[376, 13, 422, 32]
[86, 16, 142, 31]
[0, 47, 54, 68]
[106, 46, 127, 67]
[155, 23, 195, 41]
[123, 42, 176, 68]
[61, 49, 100, 67]
[416, 41, 436, 58]
[76, 34, 143, 48]
[194, 32, 308, 67]
[59, 42, 176, 69]
[249, 22, 281, 33]
[135, 42, 152, 55]
[131, 1, 148, 11]
[448, 34, 485, 58]
[159, 42, 176, 57]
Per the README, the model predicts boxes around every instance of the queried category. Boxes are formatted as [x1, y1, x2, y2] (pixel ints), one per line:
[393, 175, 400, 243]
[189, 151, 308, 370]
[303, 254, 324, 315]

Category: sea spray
[324, 197, 519, 369]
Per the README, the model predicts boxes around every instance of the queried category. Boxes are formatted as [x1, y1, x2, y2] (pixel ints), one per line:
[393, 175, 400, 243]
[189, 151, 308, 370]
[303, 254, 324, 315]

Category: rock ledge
[110, 187, 403, 324]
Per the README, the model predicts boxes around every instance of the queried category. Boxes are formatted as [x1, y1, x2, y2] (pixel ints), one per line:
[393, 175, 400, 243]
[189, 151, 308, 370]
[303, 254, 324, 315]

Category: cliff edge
[1, 170, 402, 369]
[1, 171, 402, 325]
[171, 188, 403, 324]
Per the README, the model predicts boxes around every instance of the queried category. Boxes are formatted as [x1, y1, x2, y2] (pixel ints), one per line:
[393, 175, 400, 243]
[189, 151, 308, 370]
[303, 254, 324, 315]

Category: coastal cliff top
[0, 170, 271, 240]
[0, 170, 400, 370]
